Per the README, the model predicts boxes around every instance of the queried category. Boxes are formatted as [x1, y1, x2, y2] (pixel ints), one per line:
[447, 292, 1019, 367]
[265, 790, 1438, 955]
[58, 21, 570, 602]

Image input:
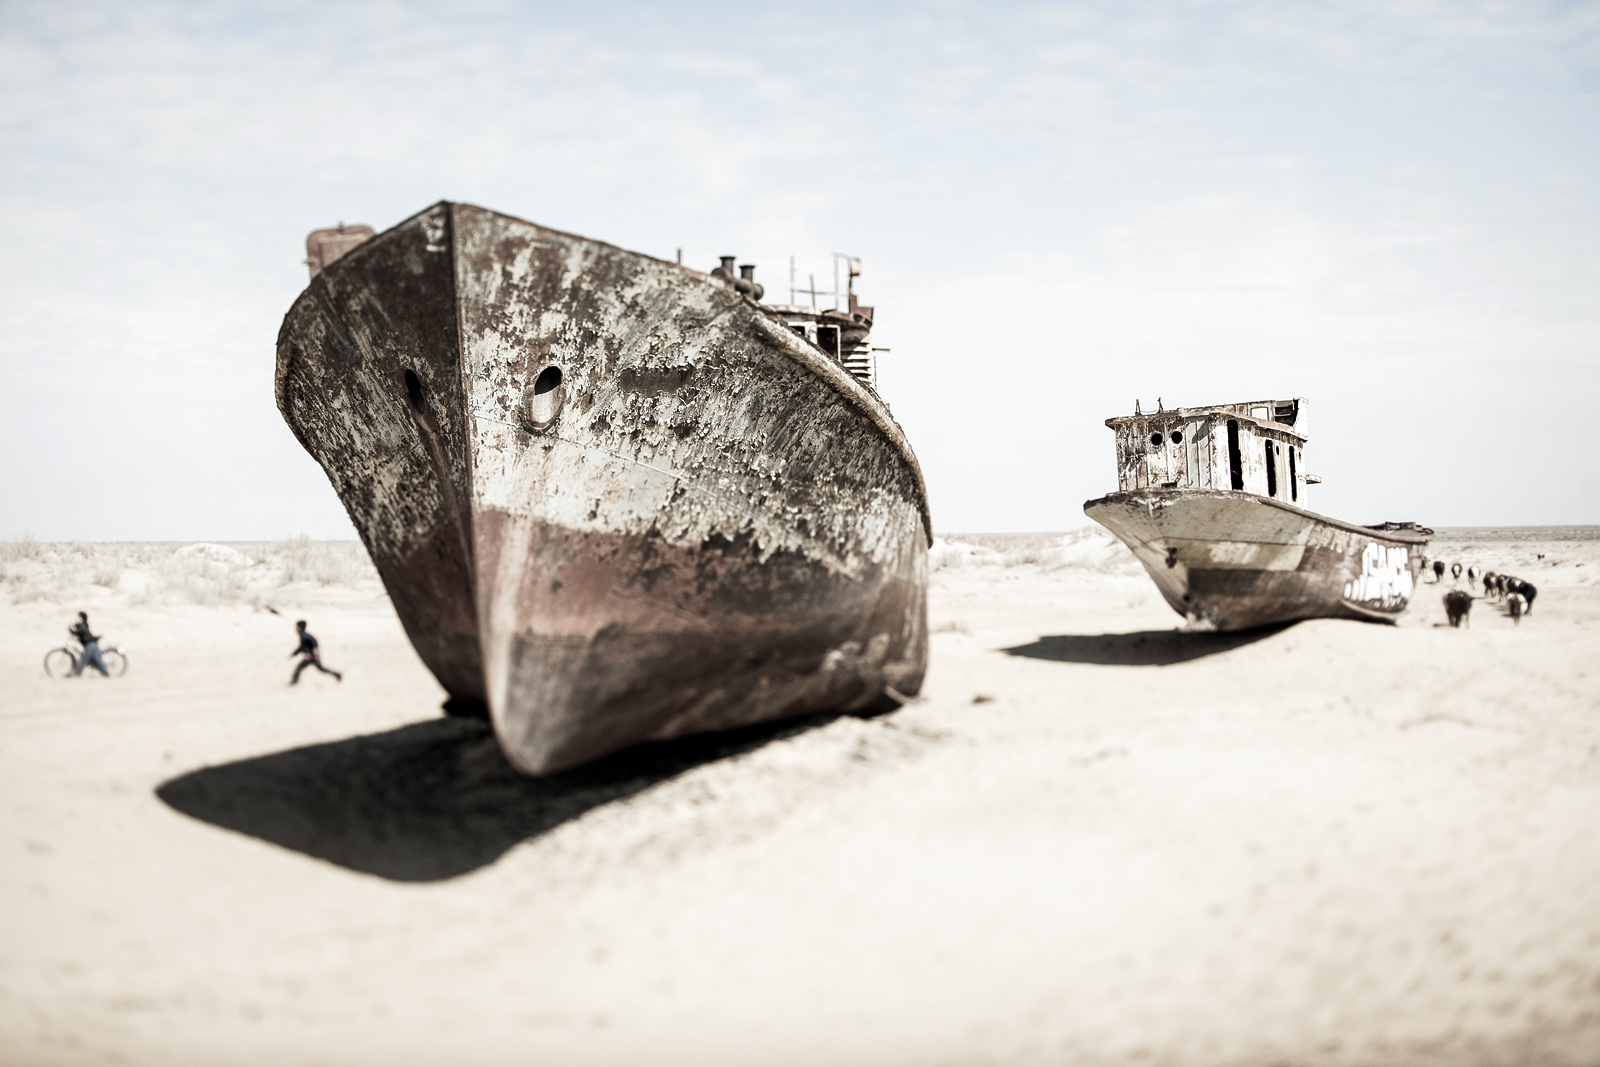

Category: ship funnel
[736, 263, 763, 300]
[712, 255, 737, 281]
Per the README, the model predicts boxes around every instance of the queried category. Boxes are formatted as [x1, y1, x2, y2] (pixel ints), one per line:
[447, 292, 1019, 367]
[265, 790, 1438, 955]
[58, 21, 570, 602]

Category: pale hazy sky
[2, 1, 1596, 539]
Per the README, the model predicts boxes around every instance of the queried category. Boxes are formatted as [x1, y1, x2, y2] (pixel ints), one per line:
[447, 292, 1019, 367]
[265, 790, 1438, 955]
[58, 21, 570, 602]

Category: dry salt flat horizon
[3, 526, 1599, 1066]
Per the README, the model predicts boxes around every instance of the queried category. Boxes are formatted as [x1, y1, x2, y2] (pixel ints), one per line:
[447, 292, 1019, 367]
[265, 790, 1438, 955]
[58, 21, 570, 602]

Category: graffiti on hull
[1343, 542, 1412, 610]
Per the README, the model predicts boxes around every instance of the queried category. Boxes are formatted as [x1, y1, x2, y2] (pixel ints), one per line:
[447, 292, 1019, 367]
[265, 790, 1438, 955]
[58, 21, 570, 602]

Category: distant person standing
[289, 620, 342, 685]
[69, 611, 109, 677]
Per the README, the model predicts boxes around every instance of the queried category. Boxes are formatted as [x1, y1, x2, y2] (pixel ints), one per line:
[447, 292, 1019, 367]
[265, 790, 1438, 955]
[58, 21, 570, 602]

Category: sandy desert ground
[2, 529, 1599, 1066]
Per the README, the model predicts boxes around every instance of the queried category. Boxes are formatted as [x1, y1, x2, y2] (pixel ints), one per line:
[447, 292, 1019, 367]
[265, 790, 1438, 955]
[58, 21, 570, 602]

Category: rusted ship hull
[276, 202, 929, 774]
[1085, 489, 1430, 631]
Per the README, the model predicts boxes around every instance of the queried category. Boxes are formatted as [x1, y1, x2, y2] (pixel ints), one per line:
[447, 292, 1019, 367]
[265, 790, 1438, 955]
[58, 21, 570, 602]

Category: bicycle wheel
[44, 648, 76, 678]
[102, 649, 128, 677]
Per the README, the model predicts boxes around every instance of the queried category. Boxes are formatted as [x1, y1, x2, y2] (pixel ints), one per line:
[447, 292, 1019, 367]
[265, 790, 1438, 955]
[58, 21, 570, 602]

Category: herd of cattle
[1424, 558, 1538, 629]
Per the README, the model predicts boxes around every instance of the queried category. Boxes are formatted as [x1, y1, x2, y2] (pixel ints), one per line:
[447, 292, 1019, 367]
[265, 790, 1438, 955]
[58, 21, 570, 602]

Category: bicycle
[44, 638, 128, 679]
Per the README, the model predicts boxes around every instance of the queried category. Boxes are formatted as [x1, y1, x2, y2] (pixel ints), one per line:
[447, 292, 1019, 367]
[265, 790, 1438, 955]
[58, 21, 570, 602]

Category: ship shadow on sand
[1003, 623, 1293, 666]
[157, 712, 842, 883]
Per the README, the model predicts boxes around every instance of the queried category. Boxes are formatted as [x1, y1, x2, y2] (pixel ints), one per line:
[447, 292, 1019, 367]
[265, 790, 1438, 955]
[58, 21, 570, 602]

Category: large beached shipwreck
[278, 203, 929, 774]
[1085, 398, 1432, 631]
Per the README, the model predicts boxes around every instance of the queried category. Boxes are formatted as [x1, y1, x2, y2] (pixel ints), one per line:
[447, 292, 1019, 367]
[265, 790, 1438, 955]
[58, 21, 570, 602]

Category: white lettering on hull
[1344, 542, 1412, 609]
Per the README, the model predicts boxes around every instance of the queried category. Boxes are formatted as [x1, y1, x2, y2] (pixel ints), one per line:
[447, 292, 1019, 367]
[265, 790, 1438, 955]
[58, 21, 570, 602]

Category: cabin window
[816, 325, 841, 359]
[1265, 440, 1278, 497]
[1149, 432, 1162, 447]
[1289, 445, 1298, 501]
[1170, 431, 1182, 444]
[1226, 420, 1244, 490]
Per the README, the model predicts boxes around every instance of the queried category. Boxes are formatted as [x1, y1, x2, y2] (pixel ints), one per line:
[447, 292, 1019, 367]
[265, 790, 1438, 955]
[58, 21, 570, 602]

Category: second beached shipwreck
[278, 203, 930, 775]
[1085, 398, 1433, 631]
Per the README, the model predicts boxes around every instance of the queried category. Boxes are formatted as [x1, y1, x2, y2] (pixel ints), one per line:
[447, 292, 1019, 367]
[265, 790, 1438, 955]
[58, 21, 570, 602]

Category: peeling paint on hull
[277, 202, 930, 774]
[1085, 489, 1432, 631]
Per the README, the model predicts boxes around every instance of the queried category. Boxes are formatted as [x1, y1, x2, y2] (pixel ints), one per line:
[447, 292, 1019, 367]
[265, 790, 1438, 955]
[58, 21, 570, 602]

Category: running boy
[289, 619, 343, 684]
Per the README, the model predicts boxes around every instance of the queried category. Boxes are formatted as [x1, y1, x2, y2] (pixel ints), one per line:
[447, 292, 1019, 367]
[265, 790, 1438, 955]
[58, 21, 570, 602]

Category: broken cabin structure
[1109, 398, 1312, 504]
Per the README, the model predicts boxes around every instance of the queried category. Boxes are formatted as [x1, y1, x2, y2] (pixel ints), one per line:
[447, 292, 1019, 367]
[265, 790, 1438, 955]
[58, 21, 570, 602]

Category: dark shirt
[296, 632, 319, 656]
[70, 621, 99, 646]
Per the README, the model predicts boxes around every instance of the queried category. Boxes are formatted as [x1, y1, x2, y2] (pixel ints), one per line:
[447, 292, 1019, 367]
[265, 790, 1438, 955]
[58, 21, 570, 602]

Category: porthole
[1170, 431, 1183, 444]
[519, 365, 564, 431]
[1149, 432, 1163, 447]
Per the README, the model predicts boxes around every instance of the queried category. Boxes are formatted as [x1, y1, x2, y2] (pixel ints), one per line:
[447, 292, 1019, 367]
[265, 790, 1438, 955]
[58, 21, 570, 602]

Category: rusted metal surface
[1087, 398, 1431, 631]
[277, 202, 929, 774]
[277, 209, 483, 701]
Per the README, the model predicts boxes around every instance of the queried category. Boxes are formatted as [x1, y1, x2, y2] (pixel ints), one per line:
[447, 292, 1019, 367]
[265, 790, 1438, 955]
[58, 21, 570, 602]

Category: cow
[1467, 565, 1478, 585]
[1451, 562, 1463, 582]
[1508, 592, 1526, 624]
[1511, 579, 1537, 615]
[1444, 590, 1473, 628]
[1433, 560, 1446, 582]
[1483, 571, 1497, 597]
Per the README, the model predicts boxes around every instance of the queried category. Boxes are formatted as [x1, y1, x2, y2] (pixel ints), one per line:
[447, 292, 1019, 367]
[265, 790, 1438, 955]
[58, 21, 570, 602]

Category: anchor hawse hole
[520, 365, 565, 431]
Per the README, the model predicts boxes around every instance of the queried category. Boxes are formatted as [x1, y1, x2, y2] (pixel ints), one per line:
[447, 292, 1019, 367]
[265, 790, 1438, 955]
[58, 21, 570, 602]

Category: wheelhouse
[1107, 398, 1309, 504]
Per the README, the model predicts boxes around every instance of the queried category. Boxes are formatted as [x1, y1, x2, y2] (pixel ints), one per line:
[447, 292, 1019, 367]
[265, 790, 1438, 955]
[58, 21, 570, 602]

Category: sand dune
[2, 530, 1598, 1066]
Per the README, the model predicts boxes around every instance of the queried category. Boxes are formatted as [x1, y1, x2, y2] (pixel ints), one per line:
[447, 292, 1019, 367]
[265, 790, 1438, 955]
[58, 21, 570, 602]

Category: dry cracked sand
[2, 530, 1598, 1066]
